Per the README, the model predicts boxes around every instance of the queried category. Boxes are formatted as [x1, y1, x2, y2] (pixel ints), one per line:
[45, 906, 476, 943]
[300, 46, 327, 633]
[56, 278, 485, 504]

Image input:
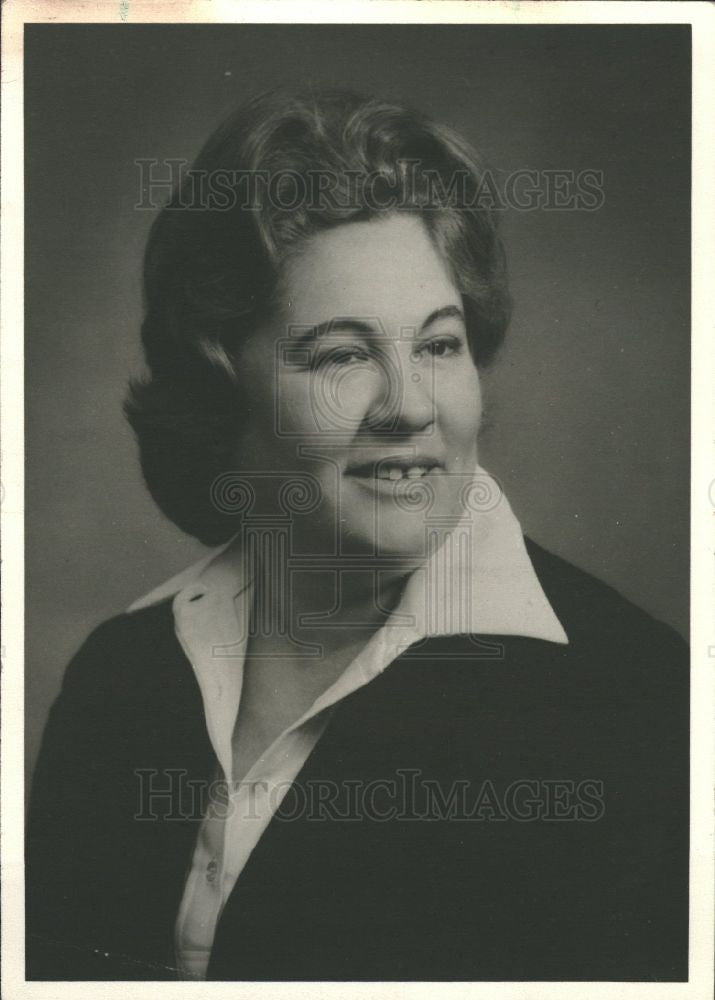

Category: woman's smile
[345, 454, 443, 483]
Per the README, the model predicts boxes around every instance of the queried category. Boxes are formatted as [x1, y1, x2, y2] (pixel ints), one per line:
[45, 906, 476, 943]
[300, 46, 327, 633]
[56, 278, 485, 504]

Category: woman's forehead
[281, 214, 462, 332]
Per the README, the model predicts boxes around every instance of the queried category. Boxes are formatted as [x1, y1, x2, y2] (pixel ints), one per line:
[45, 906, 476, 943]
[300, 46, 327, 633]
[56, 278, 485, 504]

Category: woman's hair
[125, 88, 511, 545]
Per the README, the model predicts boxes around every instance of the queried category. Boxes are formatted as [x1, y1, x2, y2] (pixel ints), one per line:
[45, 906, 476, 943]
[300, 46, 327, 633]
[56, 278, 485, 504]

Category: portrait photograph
[1, 3, 714, 998]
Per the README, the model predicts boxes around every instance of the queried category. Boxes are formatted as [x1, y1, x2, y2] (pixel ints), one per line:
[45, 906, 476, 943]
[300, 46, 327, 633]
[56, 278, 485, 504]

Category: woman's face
[235, 213, 483, 563]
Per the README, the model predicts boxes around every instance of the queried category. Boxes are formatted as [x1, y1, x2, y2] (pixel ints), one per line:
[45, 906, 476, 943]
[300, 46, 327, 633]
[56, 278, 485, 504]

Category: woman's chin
[338, 516, 433, 564]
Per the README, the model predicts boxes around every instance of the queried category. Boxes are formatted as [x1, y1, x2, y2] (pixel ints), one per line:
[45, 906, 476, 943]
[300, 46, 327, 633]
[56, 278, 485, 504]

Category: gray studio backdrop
[25, 24, 691, 784]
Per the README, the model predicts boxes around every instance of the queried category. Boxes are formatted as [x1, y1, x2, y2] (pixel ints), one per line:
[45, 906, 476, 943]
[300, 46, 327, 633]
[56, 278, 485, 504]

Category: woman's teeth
[376, 465, 430, 481]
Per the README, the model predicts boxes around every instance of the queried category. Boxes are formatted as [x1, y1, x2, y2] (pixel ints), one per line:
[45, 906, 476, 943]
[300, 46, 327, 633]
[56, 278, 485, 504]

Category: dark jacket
[26, 539, 689, 981]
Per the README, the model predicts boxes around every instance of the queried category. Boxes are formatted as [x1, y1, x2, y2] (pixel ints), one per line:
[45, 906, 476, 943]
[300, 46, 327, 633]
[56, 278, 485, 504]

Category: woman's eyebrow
[419, 304, 465, 331]
[292, 317, 378, 345]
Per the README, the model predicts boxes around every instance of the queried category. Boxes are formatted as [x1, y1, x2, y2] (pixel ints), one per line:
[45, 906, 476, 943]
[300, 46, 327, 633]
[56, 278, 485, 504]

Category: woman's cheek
[307, 368, 381, 435]
[443, 364, 482, 439]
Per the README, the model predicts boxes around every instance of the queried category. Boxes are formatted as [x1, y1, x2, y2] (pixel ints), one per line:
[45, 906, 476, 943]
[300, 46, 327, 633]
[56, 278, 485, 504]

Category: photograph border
[2, 2, 713, 998]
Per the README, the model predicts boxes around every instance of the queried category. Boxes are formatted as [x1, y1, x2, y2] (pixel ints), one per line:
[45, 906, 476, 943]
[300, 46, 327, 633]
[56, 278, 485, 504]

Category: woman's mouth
[374, 464, 431, 481]
[345, 458, 442, 484]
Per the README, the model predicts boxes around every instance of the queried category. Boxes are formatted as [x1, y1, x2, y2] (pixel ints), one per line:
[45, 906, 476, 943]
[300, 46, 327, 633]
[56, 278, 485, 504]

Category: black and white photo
[2, 3, 713, 997]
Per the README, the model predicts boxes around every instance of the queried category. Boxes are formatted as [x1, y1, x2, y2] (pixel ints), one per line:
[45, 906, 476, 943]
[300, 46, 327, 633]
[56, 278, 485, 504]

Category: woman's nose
[368, 345, 435, 433]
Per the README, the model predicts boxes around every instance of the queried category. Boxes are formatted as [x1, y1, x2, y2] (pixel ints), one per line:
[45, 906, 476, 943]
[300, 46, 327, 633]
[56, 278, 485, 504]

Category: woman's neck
[248, 551, 411, 661]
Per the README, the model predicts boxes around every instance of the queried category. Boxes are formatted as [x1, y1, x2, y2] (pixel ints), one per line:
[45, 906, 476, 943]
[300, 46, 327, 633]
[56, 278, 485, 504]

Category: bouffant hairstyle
[125, 88, 511, 545]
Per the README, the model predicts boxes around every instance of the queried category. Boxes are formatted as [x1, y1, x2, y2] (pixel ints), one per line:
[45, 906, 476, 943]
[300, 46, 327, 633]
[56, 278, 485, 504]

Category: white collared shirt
[128, 466, 568, 980]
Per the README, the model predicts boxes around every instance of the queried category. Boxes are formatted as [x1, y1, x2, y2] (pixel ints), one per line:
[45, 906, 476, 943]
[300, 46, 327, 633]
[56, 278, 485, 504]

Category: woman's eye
[313, 347, 370, 369]
[413, 337, 462, 360]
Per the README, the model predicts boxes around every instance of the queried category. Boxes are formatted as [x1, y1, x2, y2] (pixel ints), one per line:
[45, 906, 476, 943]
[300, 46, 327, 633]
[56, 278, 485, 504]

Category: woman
[26, 89, 688, 982]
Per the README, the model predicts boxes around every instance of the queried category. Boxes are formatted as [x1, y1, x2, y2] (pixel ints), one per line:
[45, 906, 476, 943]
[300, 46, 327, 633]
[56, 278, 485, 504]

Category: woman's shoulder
[61, 544, 229, 695]
[524, 535, 688, 662]
[58, 598, 186, 707]
[80, 598, 178, 652]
